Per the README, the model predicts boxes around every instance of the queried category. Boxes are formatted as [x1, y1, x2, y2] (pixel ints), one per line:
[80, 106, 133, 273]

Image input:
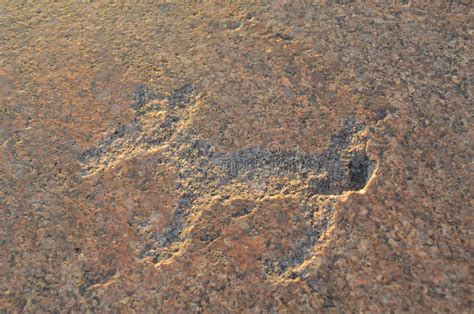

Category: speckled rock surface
[1, 1, 472, 312]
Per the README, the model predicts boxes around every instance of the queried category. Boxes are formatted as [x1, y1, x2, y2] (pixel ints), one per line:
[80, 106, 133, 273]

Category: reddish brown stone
[1, 1, 471, 312]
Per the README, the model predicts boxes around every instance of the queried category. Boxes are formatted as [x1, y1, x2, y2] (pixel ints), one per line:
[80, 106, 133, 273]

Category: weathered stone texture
[1, 1, 472, 312]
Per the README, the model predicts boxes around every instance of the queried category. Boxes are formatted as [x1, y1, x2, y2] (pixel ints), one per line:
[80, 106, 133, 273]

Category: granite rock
[0, 1, 472, 312]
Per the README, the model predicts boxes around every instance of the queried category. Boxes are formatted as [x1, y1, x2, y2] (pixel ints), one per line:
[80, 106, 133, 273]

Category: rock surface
[1, 1, 472, 312]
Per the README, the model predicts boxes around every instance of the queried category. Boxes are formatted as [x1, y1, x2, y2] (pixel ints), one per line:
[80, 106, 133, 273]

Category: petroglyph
[79, 85, 375, 273]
